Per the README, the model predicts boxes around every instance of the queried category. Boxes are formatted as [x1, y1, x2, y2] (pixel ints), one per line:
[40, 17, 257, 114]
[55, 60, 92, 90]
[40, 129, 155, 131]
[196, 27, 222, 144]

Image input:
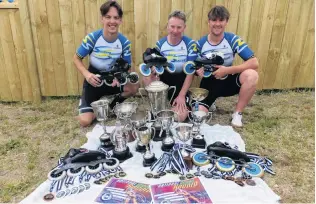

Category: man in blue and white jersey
[73, 0, 139, 127]
[143, 10, 198, 122]
[195, 6, 259, 127]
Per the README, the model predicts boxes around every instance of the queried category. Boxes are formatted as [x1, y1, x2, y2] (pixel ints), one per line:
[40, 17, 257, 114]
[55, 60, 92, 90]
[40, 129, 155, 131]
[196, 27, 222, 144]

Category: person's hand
[111, 78, 120, 87]
[85, 72, 101, 87]
[213, 65, 229, 79]
[195, 67, 204, 78]
[172, 95, 187, 113]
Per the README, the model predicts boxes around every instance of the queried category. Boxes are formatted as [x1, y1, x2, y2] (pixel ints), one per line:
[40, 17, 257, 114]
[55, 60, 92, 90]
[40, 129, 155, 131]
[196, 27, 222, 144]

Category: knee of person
[244, 70, 259, 85]
[127, 83, 139, 96]
[77, 115, 94, 127]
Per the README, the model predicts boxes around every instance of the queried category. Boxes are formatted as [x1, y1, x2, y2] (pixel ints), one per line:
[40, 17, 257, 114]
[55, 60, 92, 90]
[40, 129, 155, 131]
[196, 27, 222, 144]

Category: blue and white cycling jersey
[155, 36, 198, 73]
[76, 30, 131, 72]
[197, 32, 254, 66]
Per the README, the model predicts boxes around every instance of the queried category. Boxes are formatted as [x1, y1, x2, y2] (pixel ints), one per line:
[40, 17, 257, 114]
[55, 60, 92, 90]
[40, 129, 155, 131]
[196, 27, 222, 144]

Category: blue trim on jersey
[118, 33, 132, 64]
[224, 32, 254, 61]
[76, 29, 103, 58]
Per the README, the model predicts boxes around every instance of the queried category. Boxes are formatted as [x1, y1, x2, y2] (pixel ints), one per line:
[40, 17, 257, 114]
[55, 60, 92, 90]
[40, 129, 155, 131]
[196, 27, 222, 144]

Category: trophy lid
[145, 81, 169, 92]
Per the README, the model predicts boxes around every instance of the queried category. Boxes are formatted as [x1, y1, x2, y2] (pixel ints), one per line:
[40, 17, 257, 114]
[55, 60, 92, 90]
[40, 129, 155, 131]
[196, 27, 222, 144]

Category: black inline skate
[97, 57, 139, 87]
[183, 51, 225, 78]
[48, 148, 119, 181]
[139, 47, 176, 76]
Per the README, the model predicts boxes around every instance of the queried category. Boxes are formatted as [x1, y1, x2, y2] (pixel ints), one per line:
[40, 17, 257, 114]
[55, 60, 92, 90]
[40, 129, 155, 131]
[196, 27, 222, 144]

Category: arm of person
[178, 74, 194, 97]
[223, 57, 259, 75]
[73, 54, 101, 87]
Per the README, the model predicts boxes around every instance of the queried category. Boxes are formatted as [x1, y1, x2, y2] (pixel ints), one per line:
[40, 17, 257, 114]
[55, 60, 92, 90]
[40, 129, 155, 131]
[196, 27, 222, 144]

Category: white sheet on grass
[20, 123, 280, 204]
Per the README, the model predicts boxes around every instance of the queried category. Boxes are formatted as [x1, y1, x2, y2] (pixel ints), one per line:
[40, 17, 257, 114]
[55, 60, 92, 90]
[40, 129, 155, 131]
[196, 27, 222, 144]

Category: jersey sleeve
[76, 31, 99, 59]
[122, 39, 132, 65]
[196, 35, 208, 57]
[184, 37, 198, 61]
[227, 33, 254, 61]
[155, 37, 167, 55]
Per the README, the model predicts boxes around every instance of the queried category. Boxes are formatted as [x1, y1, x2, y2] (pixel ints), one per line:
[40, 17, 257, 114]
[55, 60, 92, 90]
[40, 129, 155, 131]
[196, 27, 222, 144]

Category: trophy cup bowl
[114, 102, 138, 119]
[156, 110, 178, 152]
[137, 126, 157, 167]
[91, 100, 110, 121]
[91, 100, 114, 151]
[110, 123, 133, 163]
[130, 110, 152, 153]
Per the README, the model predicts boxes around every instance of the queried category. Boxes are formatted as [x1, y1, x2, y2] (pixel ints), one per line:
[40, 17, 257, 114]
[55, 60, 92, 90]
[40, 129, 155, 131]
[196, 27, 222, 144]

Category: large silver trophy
[156, 110, 178, 152]
[91, 99, 114, 151]
[130, 110, 152, 153]
[110, 102, 138, 162]
[188, 88, 212, 149]
[139, 81, 176, 141]
[135, 126, 157, 167]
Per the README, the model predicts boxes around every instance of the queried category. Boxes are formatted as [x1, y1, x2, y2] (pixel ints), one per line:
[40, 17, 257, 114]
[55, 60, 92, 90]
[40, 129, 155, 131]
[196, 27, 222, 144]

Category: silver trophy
[175, 125, 193, 157]
[139, 81, 176, 141]
[113, 102, 138, 120]
[156, 110, 178, 152]
[91, 99, 114, 151]
[111, 102, 138, 162]
[130, 110, 152, 153]
[136, 126, 157, 167]
[188, 88, 212, 149]
[110, 120, 133, 163]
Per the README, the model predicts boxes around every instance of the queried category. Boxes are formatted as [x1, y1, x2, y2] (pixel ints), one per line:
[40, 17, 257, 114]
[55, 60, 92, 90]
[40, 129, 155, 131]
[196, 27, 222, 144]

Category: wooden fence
[0, 0, 314, 102]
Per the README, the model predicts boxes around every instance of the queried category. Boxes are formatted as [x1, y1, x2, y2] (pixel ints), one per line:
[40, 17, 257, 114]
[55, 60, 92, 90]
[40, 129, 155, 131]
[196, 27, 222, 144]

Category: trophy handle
[187, 111, 194, 122]
[138, 88, 146, 104]
[205, 111, 213, 123]
[150, 126, 156, 140]
[168, 86, 176, 103]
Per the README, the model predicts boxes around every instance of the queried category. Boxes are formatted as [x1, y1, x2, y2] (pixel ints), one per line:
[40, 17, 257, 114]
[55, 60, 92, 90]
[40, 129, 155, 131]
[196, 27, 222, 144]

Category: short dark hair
[100, 0, 123, 18]
[168, 10, 186, 23]
[208, 5, 230, 21]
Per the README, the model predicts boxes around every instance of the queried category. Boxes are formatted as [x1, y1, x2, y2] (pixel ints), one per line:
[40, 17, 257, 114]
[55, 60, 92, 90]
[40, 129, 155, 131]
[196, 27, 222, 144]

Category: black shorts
[159, 71, 190, 108]
[78, 66, 124, 114]
[195, 74, 241, 109]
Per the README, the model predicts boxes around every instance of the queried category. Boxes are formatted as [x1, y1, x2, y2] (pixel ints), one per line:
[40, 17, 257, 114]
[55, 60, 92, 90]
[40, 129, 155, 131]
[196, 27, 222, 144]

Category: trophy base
[101, 143, 115, 151]
[191, 137, 206, 149]
[136, 144, 146, 153]
[112, 146, 133, 163]
[152, 128, 166, 141]
[143, 155, 157, 167]
[161, 142, 175, 152]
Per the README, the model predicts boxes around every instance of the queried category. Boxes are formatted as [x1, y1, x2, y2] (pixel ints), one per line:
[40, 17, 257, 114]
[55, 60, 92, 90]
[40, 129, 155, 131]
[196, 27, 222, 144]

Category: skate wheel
[139, 63, 151, 76]
[103, 158, 120, 170]
[104, 79, 113, 86]
[48, 169, 67, 181]
[204, 71, 212, 78]
[192, 152, 210, 166]
[155, 66, 164, 75]
[85, 163, 103, 174]
[215, 157, 235, 172]
[96, 79, 104, 87]
[66, 167, 85, 177]
[166, 63, 176, 73]
[242, 162, 264, 177]
[118, 77, 127, 85]
[183, 61, 196, 75]
[128, 72, 139, 84]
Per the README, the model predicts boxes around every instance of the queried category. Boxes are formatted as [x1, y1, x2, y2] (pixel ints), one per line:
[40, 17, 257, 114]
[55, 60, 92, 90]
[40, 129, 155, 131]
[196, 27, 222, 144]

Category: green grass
[0, 90, 314, 203]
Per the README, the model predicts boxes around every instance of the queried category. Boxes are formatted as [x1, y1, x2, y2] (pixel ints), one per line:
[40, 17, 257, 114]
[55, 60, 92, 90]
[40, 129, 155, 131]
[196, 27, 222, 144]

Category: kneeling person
[142, 10, 198, 122]
[74, 0, 139, 127]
